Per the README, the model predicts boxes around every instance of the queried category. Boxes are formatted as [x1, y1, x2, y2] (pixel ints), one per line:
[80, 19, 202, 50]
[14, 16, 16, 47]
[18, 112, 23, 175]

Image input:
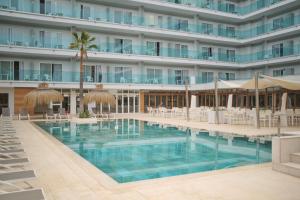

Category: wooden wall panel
[14, 88, 35, 114]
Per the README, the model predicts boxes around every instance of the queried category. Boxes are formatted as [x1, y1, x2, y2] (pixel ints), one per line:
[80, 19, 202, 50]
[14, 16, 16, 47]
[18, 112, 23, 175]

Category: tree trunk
[79, 48, 84, 113]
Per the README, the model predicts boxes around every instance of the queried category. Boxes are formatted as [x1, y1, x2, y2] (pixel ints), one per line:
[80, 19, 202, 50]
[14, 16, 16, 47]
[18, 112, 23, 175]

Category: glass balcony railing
[0, 2, 298, 40]
[0, 69, 192, 85]
[0, 36, 299, 64]
[160, 0, 284, 15]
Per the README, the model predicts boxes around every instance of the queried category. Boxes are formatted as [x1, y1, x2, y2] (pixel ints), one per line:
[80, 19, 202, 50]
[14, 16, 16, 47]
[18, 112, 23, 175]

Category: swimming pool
[35, 119, 272, 183]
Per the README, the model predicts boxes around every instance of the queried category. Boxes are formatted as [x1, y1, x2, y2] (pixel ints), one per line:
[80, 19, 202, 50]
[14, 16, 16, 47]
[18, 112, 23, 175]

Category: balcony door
[39, 31, 51, 48]
[80, 4, 91, 19]
[40, 63, 62, 81]
[0, 61, 12, 80]
[115, 67, 132, 83]
[272, 43, 283, 58]
[84, 65, 102, 82]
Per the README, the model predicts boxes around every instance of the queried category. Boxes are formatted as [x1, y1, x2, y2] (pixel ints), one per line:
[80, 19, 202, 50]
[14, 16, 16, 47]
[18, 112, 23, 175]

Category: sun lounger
[0, 188, 45, 200]
[0, 142, 21, 146]
[0, 170, 36, 182]
[0, 145, 24, 154]
[0, 158, 29, 165]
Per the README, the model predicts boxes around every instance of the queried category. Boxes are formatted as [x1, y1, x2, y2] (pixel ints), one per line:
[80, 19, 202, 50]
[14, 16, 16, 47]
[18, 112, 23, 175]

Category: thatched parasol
[24, 83, 63, 118]
[83, 84, 115, 107]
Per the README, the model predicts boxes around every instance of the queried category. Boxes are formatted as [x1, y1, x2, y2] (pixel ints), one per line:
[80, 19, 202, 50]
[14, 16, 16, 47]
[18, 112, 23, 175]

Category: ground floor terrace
[1, 86, 300, 116]
[8, 114, 300, 200]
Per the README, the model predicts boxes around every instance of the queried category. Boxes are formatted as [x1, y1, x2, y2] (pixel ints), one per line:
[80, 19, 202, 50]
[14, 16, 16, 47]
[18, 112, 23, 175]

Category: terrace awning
[260, 75, 300, 90]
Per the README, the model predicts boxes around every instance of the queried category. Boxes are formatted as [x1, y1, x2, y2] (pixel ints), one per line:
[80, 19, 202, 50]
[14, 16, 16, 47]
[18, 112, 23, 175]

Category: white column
[121, 92, 124, 113]
[115, 95, 118, 113]
[127, 95, 130, 113]
[70, 90, 77, 115]
[100, 103, 103, 114]
[133, 93, 136, 113]
[139, 34, 144, 55]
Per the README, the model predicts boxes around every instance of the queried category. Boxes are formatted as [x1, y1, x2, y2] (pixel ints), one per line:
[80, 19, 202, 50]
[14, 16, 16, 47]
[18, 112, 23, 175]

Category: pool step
[280, 162, 300, 178]
[290, 153, 300, 164]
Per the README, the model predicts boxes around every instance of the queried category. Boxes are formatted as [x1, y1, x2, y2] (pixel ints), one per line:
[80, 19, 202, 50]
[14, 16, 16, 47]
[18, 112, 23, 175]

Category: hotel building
[0, 0, 300, 115]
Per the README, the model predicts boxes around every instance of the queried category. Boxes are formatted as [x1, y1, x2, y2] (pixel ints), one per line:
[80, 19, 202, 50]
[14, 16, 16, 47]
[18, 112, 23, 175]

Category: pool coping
[30, 120, 273, 190]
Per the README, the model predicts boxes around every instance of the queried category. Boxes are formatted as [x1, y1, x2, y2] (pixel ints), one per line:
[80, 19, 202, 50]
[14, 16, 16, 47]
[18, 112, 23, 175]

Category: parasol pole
[255, 72, 260, 129]
[185, 79, 190, 121]
[214, 74, 219, 124]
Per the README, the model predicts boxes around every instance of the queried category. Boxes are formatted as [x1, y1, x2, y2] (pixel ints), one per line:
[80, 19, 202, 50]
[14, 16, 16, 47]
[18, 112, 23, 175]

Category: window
[273, 17, 283, 30]
[181, 45, 188, 58]
[54, 33, 62, 49]
[174, 70, 188, 85]
[226, 3, 235, 13]
[52, 64, 62, 81]
[174, 44, 188, 58]
[124, 12, 132, 25]
[40, 0, 45, 14]
[114, 10, 122, 24]
[40, 63, 62, 81]
[11, 0, 19, 10]
[202, 47, 213, 59]
[45, 0, 51, 14]
[226, 26, 235, 38]
[272, 43, 283, 57]
[202, 23, 213, 35]
[0, 61, 12, 80]
[273, 68, 294, 77]
[226, 50, 235, 62]
[146, 41, 160, 56]
[285, 40, 294, 56]
[146, 68, 162, 84]
[114, 39, 132, 54]
[180, 20, 188, 32]
[200, 72, 214, 83]
[158, 16, 163, 28]
[80, 5, 91, 20]
[218, 72, 235, 80]
[286, 13, 295, 27]
[115, 67, 132, 83]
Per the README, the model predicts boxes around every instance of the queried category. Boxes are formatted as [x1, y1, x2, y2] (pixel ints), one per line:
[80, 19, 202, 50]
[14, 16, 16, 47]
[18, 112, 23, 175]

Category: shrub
[79, 110, 90, 118]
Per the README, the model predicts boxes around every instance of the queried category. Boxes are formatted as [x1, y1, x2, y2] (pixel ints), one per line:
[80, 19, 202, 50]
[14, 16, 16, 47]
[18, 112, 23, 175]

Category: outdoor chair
[18, 108, 30, 120]
[1, 108, 11, 118]
[58, 108, 69, 120]
[46, 109, 56, 120]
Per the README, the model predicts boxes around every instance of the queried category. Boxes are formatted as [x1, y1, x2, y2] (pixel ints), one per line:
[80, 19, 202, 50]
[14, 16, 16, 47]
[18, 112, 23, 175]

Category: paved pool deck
[12, 117, 300, 200]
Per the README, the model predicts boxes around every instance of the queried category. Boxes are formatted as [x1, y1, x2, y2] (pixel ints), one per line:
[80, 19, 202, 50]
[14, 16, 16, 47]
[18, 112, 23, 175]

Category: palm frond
[69, 42, 79, 49]
[88, 44, 98, 50]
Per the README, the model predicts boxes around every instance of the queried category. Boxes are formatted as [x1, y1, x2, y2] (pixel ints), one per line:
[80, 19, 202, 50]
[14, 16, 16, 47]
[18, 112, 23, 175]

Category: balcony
[0, 69, 192, 85]
[1, 37, 300, 66]
[157, 0, 284, 15]
[1, 4, 300, 42]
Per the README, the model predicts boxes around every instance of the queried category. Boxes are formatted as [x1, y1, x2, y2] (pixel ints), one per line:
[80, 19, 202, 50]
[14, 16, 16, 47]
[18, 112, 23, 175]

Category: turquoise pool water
[35, 119, 272, 183]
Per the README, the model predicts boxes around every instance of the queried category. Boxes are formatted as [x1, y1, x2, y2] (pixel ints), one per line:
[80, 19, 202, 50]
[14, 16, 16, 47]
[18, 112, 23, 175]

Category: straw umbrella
[83, 84, 115, 114]
[24, 83, 63, 118]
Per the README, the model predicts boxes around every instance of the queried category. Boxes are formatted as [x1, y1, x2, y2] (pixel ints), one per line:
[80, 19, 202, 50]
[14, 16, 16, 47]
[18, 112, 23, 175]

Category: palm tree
[69, 31, 97, 113]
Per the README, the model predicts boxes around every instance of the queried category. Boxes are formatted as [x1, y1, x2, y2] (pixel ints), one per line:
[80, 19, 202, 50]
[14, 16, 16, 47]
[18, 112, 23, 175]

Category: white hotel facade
[0, 0, 300, 115]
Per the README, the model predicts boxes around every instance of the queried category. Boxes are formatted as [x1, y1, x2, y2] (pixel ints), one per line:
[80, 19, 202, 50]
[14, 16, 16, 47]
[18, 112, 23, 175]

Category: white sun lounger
[0, 188, 45, 200]
[0, 170, 36, 182]
[0, 158, 29, 165]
